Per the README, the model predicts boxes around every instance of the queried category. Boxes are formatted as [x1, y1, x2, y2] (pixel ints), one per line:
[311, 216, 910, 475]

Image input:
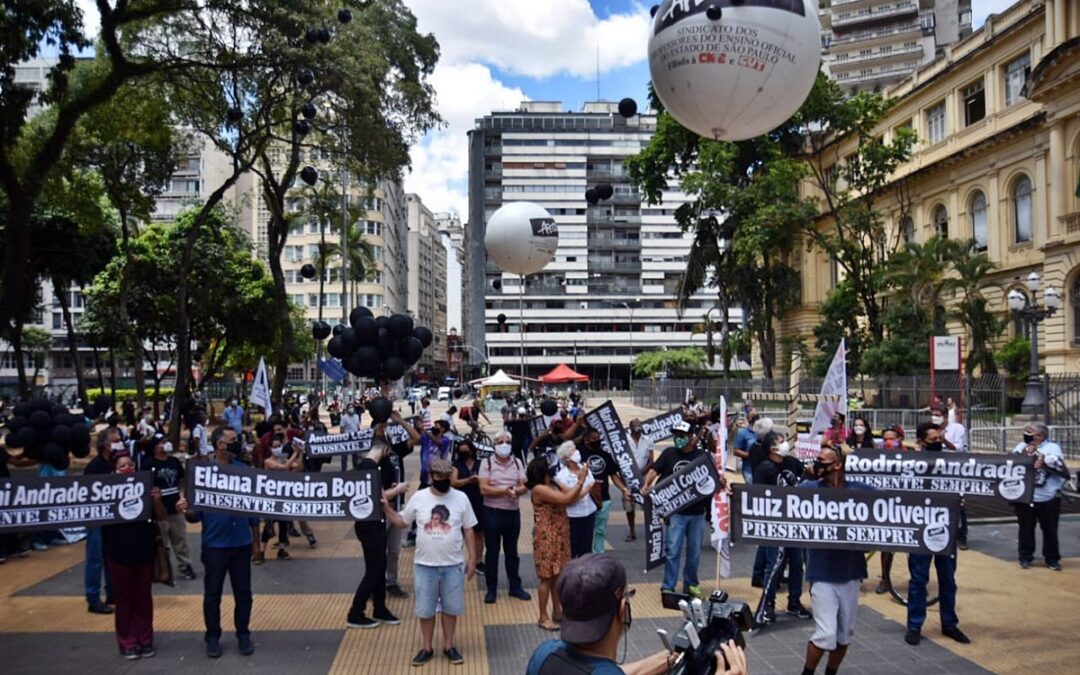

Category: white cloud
[972, 0, 1021, 27]
[76, 0, 100, 38]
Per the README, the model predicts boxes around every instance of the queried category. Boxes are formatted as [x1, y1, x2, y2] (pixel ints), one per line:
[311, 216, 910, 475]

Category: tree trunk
[107, 347, 118, 401]
[54, 282, 89, 406]
[91, 343, 105, 395]
[117, 206, 147, 410]
[269, 243, 294, 406]
[11, 321, 29, 398]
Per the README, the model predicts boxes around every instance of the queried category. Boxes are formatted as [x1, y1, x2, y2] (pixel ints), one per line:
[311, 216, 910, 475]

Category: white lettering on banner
[47, 505, 112, 522]
[844, 453, 1027, 481]
[9, 480, 144, 506]
[193, 465, 253, 493]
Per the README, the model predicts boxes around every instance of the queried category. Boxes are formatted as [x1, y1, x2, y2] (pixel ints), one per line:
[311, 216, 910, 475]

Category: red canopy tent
[538, 363, 590, 384]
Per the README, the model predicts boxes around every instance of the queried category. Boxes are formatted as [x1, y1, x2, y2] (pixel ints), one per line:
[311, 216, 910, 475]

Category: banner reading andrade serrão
[0, 472, 152, 532]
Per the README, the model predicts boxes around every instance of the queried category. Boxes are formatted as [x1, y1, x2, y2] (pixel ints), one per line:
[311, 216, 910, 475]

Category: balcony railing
[832, 2, 917, 28]
[831, 44, 922, 66]
[831, 21, 921, 45]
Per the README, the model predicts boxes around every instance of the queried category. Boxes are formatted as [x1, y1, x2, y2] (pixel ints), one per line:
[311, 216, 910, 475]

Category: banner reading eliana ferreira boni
[844, 450, 1037, 502]
[0, 472, 152, 532]
[731, 484, 961, 556]
[643, 452, 721, 570]
[185, 461, 382, 521]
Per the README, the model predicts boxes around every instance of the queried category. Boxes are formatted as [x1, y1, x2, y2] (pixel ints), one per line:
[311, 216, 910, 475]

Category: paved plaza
[2, 400, 1078, 674]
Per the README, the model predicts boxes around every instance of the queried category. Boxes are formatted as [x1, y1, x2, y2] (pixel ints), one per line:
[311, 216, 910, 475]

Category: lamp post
[618, 299, 640, 391]
[1007, 271, 1061, 416]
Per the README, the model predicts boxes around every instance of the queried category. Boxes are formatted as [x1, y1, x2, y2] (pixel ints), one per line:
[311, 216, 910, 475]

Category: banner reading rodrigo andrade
[845, 450, 1036, 502]
[185, 461, 382, 521]
[731, 484, 961, 555]
[0, 472, 152, 532]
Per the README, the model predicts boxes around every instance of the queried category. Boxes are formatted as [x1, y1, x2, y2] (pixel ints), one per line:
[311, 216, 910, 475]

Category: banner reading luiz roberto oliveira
[731, 484, 961, 555]
[0, 472, 152, 532]
[845, 450, 1036, 502]
[185, 461, 382, 521]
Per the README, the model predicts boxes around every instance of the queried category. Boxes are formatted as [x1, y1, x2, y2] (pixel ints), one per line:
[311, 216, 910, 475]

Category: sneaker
[509, 588, 532, 601]
[942, 626, 971, 644]
[138, 645, 156, 658]
[660, 587, 676, 594]
[31, 542, 48, 552]
[905, 629, 921, 646]
[685, 585, 706, 600]
[386, 584, 409, 598]
[484, 589, 497, 604]
[750, 577, 763, 588]
[47, 538, 68, 547]
[786, 602, 812, 620]
[206, 638, 222, 658]
[238, 635, 255, 655]
[346, 616, 380, 629]
[762, 604, 776, 623]
[277, 548, 291, 560]
[88, 602, 114, 615]
[411, 649, 434, 666]
[373, 609, 401, 625]
[475, 562, 486, 575]
[958, 538, 968, 551]
[306, 533, 318, 549]
[1019, 559, 1032, 569]
[875, 579, 890, 594]
[1047, 561, 1063, 571]
[120, 648, 140, 660]
[181, 565, 198, 580]
[444, 646, 464, 665]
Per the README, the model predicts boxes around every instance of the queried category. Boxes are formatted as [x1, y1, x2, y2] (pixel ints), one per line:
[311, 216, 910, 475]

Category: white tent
[471, 369, 519, 388]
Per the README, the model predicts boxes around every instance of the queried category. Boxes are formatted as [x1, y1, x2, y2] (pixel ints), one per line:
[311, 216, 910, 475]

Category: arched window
[901, 215, 915, 244]
[932, 204, 949, 239]
[1072, 276, 1080, 347]
[970, 191, 987, 250]
[1013, 175, 1032, 243]
[1012, 289, 1032, 340]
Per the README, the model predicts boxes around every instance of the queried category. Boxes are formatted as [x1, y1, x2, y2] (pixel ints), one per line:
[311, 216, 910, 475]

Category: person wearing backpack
[477, 430, 531, 604]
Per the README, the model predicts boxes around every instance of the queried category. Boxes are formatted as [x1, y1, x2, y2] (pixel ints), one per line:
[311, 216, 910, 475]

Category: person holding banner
[346, 440, 402, 629]
[180, 427, 259, 659]
[451, 439, 486, 575]
[554, 441, 597, 559]
[85, 428, 120, 614]
[256, 434, 303, 562]
[378, 411, 420, 598]
[1012, 421, 1067, 571]
[623, 419, 653, 542]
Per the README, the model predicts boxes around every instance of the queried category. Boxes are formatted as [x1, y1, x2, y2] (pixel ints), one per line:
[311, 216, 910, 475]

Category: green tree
[22, 326, 53, 389]
[632, 347, 707, 378]
[949, 245, 1003, 375]
[995, 336, 1031, 380]
[812, 281, 866, 376]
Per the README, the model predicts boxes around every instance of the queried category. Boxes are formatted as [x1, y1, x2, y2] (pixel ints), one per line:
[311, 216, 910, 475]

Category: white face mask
[853, 425, 866, 434]
[163, 442, 173, 453]
[495, 443, 512, 458]
[931, 415, 944, 425]
[570, 450, 581, 465]
[270, 446, 284, 457]
[110, 442, 125, 452]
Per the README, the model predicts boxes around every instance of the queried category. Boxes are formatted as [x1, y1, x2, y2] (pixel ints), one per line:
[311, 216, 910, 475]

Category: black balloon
[382, 356, 406, 381]
[302, 102, 317, 119]
[650, 4, 659, 17]
[332, 323, 347, 336]
[5, 426, 26, 449]
[367, 397, 393, 424]
[597, 183, 614, 200]
[585, 188, 599, 205]
[412, 326, 434, 348]
[51, 425, 71, 445]
[43, 442, 69, 470]
[52, 413, 72, 427]
[375, 315, 389, 330]
[399, 337, 424, 365]
[70, 422, 90, 449]
[350, 305, 374, 328]
[497, 313, 507, 325]
[13, 403, 30, 418]
[354, 316, 378, 345]
[339, 327, 361, 353]
[387, 313, 414, 340]
[30, 410, 51, 430]
[452, 389, 463, 399]
[32, 398, 51, 413]
[353, 345, 381, 371]
[540, 399, 558, 416]
[317, 28, 331, 44]
[376, 328, 396, 358]
[226, 107, 244, 123]
[298, 68, 315, 85]
[300, 263, 317, 279]
[618, 97, 638, 118]
[300, 166, 319, 186]
[23, 442, 43, 461]
[338, 8, 353, 23]
[327, 335, 348, 359]
[705, 4, 722, 20]
[8, 416, 27, 432]
[293, 119, 311, 136]
[305, 28, 320, 43]
[312, 321, 332, 340]
[343, 351, 365, 376]
[492, 279, 502, 290]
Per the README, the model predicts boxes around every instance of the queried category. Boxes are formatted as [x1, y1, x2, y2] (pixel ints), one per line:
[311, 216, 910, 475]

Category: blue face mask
[673, 436, 689, 449]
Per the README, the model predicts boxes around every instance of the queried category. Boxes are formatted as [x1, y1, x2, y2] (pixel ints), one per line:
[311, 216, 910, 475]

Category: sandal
[538, 620, 559, 632]
[624, 534, 637, 542]
[874, 579, 889, 595]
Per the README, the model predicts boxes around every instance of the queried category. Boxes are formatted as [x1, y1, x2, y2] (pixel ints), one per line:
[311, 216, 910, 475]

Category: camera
[661, 590, 753, 675]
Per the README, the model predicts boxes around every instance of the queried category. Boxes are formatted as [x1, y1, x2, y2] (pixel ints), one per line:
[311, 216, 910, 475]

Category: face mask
[629, 425, 640, 433]
[227, 440, 242, 455]
[110, 442, 125, 452]
[931, 415, 944, 425]
[1022, 433, 1034, 444]
[270, 446, 284, 457]
[883, 439, 900, 449]
[163, 441, 173, 453]
[853, 425, 866, 435]
[495, 443, 512, 458]
[925, 441, 943, 452]
[117, 465, 136, 475]
[813, 459, 833, 477]
[673, 436, 689, 449]
[570, 451, 582, 465]
[347, 409, 355, 415]
[431, 477, 451, 493]
[144, 414, 152, 422]
[231, 401, 238, 407]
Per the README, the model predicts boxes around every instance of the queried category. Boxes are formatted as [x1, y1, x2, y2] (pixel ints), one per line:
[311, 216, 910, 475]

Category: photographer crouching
[526, 553, 747, 675]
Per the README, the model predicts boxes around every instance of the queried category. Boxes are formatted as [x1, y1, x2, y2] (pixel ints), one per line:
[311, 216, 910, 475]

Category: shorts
[810, 579, 860, 651]
[413, 563, 465, 619]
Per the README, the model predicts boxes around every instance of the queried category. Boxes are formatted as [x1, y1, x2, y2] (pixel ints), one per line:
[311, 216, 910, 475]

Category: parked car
[408, 386, 428, 400]
[436, 386, 451, 401]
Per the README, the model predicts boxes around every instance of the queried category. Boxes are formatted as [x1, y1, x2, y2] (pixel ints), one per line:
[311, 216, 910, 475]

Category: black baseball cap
[556, 553, 627, 644]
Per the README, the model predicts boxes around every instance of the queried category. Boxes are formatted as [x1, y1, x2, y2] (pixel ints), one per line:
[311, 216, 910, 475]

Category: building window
[970, 191, 988, 250]
[1013, 175, 1032, 243]
[901, 215, 915, 244]
[925, 102, 946, 144]
[932, 205, 949, 239]
[371, 245, 383, 261]
[1004, 53, 1030, 107]
[962, 79, 985, 126]
[1072, 276, 1080, 347]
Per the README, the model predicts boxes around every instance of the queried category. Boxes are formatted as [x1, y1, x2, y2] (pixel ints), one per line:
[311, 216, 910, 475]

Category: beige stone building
[787, 0, 1080, 372]
[405, 194, 448, 380]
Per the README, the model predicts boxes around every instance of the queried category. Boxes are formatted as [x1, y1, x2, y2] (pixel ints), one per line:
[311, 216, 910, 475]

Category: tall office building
[821, 0, 972, 95]
[467, 101, 725, 387]
[406, 194, 448, 380]
[435, 211, 466, 366]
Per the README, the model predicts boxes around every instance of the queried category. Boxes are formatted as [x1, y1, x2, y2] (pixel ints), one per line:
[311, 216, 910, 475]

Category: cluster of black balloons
[585, 182, 615, 206]
[312, 306, 435, 381]
[4, 399, 92, 469]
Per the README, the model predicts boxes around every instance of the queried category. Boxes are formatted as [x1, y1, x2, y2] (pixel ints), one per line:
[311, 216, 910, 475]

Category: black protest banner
[640, 408, 686, 444]
[642, 452, 721, 570]
[845, 450, 1036, 502]
[644, 499, 665, 570]
[473, 441, 495, 460]
[0, 472, 152, 532]
[731, 484, 961, 555]
[584, 401, 642, 494]
[304, 429, 374, 457]
[186, 461, 382, 521]
[387, 422, 413, 446]
[529, 414, 548, 440]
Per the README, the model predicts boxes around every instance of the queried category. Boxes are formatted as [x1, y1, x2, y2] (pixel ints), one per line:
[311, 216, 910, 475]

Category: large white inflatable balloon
[648, 0, 821, 141]
[485, 202, 558, 276]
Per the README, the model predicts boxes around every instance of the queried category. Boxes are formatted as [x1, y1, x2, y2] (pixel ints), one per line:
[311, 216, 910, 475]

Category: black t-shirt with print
[652, 445, 710, 515]
[151, 456, 185, 514]
[581, 445, 619, 502]
[753, 456, 805, 488]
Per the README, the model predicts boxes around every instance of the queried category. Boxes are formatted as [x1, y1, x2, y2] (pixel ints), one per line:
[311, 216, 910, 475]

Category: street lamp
[618, 299, 640, 391]
[1007, 271, 1061, 416]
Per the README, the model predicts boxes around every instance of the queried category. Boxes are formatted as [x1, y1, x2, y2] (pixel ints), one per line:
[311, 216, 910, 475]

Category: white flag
[710, 397, 731, 577]
[250, 357, 272, 417]
[809, 339, 847, 438]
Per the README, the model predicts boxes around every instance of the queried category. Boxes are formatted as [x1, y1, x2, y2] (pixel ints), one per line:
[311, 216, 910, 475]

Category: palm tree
[884, 235, 963, 314]
[949, 242, 1003, 375]
[318, 221, 376, 312]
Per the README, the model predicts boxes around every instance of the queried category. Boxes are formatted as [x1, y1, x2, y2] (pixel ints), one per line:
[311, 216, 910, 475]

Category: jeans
[484, 507, 523, 593]
[202, 545, 253, 641]
[569, 513, 596, 559]
[741, 461, 754, 485]
[385, 519, 404, 585]
[413, 563, 465, 618]
[84, 527, 114, 605]
[663, 512, 705, 591]
[106, 559, 154, 651]
[958, 504, 968, 542]
[592, 500, 612, 554]
[906, 553, 958, 632]
[763, 547, 803, 607]
[1015, 498, 1060, 564]
[349, 523, 387, 619]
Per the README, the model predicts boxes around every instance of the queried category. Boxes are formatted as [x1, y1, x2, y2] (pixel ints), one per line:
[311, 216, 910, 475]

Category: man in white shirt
[384, 458, 477, 667]
[191, 412, 209, 456]
[1011, 422, 1068, 571]
[418, 397, 433, 431]
[932, 406, 966, 452]
[623, 419, 653, 542]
